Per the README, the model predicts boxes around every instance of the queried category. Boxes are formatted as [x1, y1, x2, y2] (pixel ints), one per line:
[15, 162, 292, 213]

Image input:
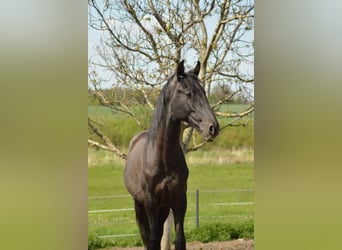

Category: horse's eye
[186, 92, 192, 98]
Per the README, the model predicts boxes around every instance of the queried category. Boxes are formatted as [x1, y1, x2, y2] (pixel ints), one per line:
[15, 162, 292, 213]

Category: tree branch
[212, 89, 242, 110]
[202, 0, 230, 65]
[92, 90, 144, 128]
[90, 0, 153, 61]
[219, 116, 251, 130]
[186, 105, 254, 152]
[218, 72, 254, 83]
[138, 88, 155, 110]
[88, 118, 127, 160]
[124, 1, 161, 63]
[148, 0, 178, 43]
[216, 105, 254, 118]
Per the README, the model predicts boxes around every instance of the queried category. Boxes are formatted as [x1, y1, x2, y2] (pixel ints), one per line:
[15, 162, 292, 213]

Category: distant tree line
[88, 85, 249, 107]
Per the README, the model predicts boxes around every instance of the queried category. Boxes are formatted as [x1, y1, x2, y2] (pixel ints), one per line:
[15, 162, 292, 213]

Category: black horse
[124, 60, 219, 250]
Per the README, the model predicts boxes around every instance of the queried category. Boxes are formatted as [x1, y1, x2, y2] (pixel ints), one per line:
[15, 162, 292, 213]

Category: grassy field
[88, 103, 254, 249]
[88, 148, 254, 249]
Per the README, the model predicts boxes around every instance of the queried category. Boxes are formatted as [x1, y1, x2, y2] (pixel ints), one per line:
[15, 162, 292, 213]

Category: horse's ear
[189, 61, 200, 76]
[176, 60, 185, 79]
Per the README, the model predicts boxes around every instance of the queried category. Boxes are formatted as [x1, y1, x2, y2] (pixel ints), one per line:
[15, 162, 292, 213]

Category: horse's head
[168, 60, 219, 142]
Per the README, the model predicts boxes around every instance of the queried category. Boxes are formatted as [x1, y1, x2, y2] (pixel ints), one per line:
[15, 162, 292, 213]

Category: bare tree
[88, 0, 254, 248]
[88, 0, 254, 153]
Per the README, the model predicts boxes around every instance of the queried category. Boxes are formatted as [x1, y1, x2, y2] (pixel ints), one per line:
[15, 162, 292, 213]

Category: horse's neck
[153, 118, 182, 167]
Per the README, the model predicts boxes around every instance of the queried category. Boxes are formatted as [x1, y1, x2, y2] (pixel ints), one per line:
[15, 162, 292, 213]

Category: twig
[136, 87, 155, 110]
[219, 117, 250, 130]
[218, 72, 254, 83]
[186, 141, 206, 152]
[216, 105, 254, 118]
[88, 118, 127, 160]
[92, 90, 144, 128]
[186, 106, 254, 152]
[88, 139, 114, 152]
[212, 89, 242, 110]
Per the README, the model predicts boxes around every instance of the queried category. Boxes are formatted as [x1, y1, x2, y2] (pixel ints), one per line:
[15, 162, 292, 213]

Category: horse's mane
[146, 71, 202, 142]
[146, 76, 174, 142]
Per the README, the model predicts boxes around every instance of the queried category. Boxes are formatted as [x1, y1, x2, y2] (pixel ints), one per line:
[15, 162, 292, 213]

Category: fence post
[195, 189, 199, 228]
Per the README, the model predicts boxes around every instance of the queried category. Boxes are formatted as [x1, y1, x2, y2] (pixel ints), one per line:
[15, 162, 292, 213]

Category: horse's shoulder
[128, 130, 147, 153]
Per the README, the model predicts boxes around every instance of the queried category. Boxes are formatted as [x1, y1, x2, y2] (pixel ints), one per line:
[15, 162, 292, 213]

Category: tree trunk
[161, 210, 173, 250]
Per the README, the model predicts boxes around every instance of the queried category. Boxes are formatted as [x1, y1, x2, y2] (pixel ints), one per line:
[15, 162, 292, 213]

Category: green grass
[186, 221, 254, 243]
[88, 152, 254, 249]
[88, 103, 254, 249]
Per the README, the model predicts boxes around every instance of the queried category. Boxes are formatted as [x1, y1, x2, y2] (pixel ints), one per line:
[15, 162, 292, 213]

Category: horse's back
[128, 130, 147, 153]
[124, 131, 147, 202]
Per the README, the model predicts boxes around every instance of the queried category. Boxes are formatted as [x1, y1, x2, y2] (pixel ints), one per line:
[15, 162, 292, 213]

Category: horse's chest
[155, 173, 185, 202]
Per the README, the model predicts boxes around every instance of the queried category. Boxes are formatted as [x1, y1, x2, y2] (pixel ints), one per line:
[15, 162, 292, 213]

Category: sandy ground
[108, 239, 254, 250]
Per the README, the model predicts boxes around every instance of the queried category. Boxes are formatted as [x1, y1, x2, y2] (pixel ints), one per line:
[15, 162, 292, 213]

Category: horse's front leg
[172, 193, 187, 250]
[144, 193, 161, 250]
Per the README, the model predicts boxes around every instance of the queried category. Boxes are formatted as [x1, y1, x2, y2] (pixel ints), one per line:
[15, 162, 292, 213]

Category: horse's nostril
[209, 124, 215, 135]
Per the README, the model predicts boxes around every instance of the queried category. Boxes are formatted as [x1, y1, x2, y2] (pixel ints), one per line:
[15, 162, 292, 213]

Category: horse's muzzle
[203, 122, 219, 142]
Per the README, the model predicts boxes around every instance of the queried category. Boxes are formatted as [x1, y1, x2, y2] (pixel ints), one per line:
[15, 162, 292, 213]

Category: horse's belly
[124, 134, 146, 202]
